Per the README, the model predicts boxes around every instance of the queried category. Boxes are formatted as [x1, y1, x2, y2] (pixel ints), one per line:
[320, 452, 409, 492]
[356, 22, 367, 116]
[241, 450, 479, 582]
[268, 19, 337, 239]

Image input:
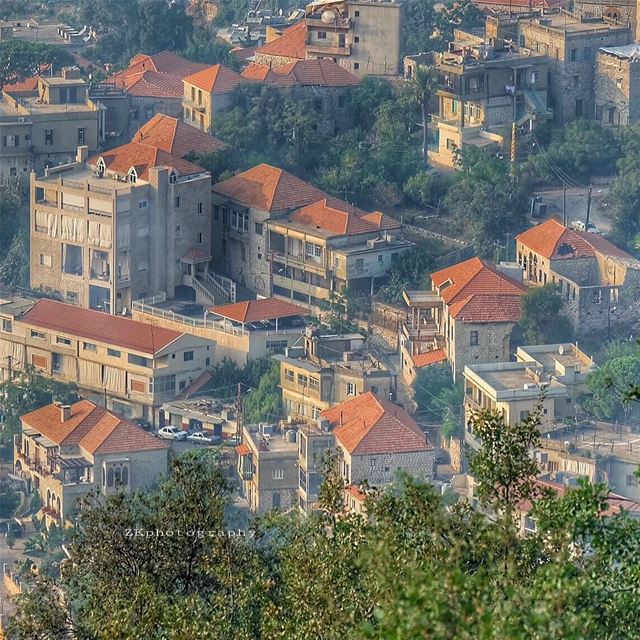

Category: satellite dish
[558, 345, 564, 355]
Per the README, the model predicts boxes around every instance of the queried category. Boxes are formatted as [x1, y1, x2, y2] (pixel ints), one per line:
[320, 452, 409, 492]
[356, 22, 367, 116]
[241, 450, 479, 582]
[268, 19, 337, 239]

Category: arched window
[47, 489, 51, 507]
[121, 467, 129, 486]
[114, 467, 122, 486]
[128, 168, 137, 184]
[169, 170, 178, 184]
[97, 157, 106, 174]
[56, 496, 61, 514]
[107, 468, 114, 487]
[102, 467, 106, 487]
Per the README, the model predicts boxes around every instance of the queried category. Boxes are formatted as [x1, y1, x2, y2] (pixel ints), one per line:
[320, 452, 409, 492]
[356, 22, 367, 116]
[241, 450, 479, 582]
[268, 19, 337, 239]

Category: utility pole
[235, 382, 244, 444]
[562, 180, 567, 226]
[510, 121, 517, 173]
[585, 184, 593, 230]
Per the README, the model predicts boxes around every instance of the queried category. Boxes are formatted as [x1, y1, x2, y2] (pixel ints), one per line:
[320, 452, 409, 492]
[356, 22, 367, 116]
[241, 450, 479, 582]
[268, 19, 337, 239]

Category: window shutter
[14, 135, 19, 147]
[31, 354, 47, 369]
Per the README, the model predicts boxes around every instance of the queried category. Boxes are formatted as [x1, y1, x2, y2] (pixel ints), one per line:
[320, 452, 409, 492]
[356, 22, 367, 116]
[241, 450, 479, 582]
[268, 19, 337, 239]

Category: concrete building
[274, 328, 396, 420]
[254, 0, 405, 77]
[573, 0, 638, 39]
[400, 257, 526, 382]
[267, 199, 411, 310]
[493, 11, 632, 123]
[30, 140, 211, 313]
[409, 38, 551, 167]
[94, 51, 211, 146]
[241, 58, 359, 135]
[595, 43, 640, 127]
[463, 342, 595, 450]
[14, 400, 168, 526]
[516, 219, 640, 336]
[0, 297, 213, 424]
[0, 67, 101, 180]
[131, 297, 308, 366]
[182, 64, 245, 133]
[0, 18, 95, 49]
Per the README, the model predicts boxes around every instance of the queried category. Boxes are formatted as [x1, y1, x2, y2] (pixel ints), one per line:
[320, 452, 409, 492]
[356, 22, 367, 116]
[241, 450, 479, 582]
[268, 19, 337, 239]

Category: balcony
[402, 322, 440, 342]
[183, 99, 206, 111]
[268, 249, 328, 276]
[272, 273, 330, 300]
[305, 15, 351, 29]
[306, 42, 351, 56]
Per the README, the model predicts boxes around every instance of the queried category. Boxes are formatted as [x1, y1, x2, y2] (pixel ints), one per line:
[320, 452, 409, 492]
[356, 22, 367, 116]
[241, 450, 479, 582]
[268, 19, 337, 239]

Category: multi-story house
[93, 51, 211, 146]
[267, 199, 411, 309]
[182, 64, 245, 133]
[241, 58, 358, 135]
[0, 67, 100, 179]
[254, 0, 404, 77]
[400, 257, 526, 382]
[30, 140, 211, 313]
[595, 43, 640, 127]
[408, 37, 551, 167]
[463, 342, 595, 450]
[274, 328, 396, 420]
[516, 218, 640, 335]
[488, 11, 632, 123]
[14, 400, 168, 526]
[0, 297, 213, 424]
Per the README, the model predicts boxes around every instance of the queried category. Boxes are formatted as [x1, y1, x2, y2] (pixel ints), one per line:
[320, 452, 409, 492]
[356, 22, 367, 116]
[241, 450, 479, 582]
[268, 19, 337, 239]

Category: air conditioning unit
[17, 117, 25, 123]
[523, 383, 538, 390]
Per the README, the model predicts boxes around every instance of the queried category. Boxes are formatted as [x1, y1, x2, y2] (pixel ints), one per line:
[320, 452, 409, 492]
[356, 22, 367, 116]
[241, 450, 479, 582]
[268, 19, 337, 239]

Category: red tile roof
[209, 297, 307, 323]
[132, 114, 227, 157]
[322, 392, 433, 456]
[289, 199, 399, 236]
[183, 64, 244, 94]
[256, 21, 307, 60]
[273, 59, 358, 86]
[129, 51, 211, 75]
[412, 348, 448, 368]
[21, 299, 183, 355]
[345, 484, 367, 501]
[230, 46, 257, 64]
[89, 141, 204, 180]
[447, 293, 522, 323]
[475, 0, 561, 7]
[21, 400, 168, 453]
[236, 443, 252, 455]
[516, 219, 595, 260]
[212, 163, 327, 212]
[182, 247, 212, 262]
[3, 75, 40, 93]
[241, 63, 277, 82]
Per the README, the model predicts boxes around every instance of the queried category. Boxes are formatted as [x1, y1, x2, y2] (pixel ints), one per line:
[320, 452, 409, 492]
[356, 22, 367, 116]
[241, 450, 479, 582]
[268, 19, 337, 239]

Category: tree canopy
[519, 283, 574, 344]
[0, 40, 73, 91]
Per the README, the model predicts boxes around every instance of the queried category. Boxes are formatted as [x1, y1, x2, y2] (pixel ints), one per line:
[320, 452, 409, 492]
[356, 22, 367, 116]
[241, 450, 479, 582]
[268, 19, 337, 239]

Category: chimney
[76, 145, 89, 163]
[60, 404, 71, 422]
[62, 66, 81, 80]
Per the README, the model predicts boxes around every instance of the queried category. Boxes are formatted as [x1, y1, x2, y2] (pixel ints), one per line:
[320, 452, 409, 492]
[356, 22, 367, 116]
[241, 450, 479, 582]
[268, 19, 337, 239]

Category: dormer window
[96, 158, 105, 175]
[128, 168, 137, 184]
[169, 170, 178, 184]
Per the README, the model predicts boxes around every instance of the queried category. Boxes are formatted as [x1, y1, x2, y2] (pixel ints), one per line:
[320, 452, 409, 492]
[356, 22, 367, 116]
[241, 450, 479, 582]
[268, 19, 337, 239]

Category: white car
[572, 220, 602, 234]
[187, 431, 220, 445]
[157, 426, 188, 441]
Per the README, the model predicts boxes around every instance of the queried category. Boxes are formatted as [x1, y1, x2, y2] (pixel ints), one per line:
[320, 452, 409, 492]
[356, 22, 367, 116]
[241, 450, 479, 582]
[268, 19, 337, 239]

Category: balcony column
[275, 317, 279, 331]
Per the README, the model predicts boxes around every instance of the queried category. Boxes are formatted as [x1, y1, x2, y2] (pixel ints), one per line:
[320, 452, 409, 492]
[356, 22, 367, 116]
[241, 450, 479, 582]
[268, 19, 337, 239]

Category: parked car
[157, 426, 188, 441]
[571, 220, 602, 234]
[0, 519, 23, 537]
[187, 431, 221, 445]
[176, 302, 204, 317]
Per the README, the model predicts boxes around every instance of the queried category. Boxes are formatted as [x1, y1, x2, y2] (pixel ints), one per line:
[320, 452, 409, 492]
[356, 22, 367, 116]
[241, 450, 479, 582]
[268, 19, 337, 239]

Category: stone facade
[343, 448, 435, 486]
[595, 46, 640, 126]
[573, 0, 637, 38]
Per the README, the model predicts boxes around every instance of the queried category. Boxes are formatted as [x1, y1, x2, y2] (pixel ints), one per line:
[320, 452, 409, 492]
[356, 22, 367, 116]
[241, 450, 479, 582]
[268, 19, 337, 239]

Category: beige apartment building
[0, 67, 100, 179]
[15, 400, 168, 526]
[0, 297, 213, 424]
[30, 140, 211, 313]
[463, 342, 595, 450]
[274, 329, 396, 420]
[182, 64, 244, 132]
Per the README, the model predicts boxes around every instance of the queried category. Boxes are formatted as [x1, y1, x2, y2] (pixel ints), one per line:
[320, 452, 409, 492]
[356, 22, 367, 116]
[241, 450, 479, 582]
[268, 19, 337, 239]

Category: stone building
[400, 257, 526, 382]
[501, 11, 632, 123]
[14, 400, 168, 526]
[0, 297, 213, 423]
[254, 0, 405, 78]
[30, 141, 211, 313]
[595, 43, 640, 126]
[0, 67, 100, 180]
[182, 64, 245, 133]
[516, 218, 640, 336]
[573, 0, 638, 39]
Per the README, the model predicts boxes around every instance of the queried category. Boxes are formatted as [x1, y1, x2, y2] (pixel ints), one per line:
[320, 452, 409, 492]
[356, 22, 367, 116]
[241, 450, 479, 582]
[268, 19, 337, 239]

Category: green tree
[403, 170, 451, 210]
[243, 361, 282, 424]
[0, 232, 27, 291]
[0, 487, 19, 518]
[0, 183, 22, 257]
[377, 243, 434, 305]
[405, 65, 437, 158]
[413, 362, 463, 424]
[519, 283, 574, 344]
[183, 28, 237, 68]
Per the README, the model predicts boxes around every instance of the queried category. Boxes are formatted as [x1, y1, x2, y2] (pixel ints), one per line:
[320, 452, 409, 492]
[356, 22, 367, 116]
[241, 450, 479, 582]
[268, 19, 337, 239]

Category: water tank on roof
[321, 9, 335, 24]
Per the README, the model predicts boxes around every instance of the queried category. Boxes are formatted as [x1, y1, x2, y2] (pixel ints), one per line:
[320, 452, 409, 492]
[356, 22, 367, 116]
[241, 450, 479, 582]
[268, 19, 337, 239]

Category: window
[130, 379, 146, 394]
[608, 107, 616, 124]
[45, 129, 53, 146]
[285, 368, 294, 382]
[30, 330, 45, 340]
[318, 31, 327, 39]
[241, 246, 246, 262]
[175, 225, 182, 238]
[309, 377, 319, 392]
[179, 380, 187, 390]
[582, 46, 591, 61]
[570, 48, 577, 61]
[573, 74, 579, 88]
[354, 9, 360, 15]
[184, 351, 194, 362]
[175, 196, 181, 208]
[213, 205, 219, 220]
[355, 257, 364, 270]
[354, 36, 359, 43]
[2, 319, 12, 333]
[4, 134, 18, 147]
[255, 222, 263, 235]
[128, 170, 137, 184]
[137, 262, 148, 272]
[197, 202, 203, 215]
[272, 469, 284, 480]
[197, 232, 203, 245]
[626, 474, 638, 487]
[31, 354, 46, 369]
[128, 354, 150, 367]
[83, 341, 97, 352]
[231, 209, 249, 232]
[39, 254, 52, 267]
[56, 336, 71, 346]
[205, 357, 210, 366]
[470, 330, 479, 346]
[107, 348, 121, 357]
[378, 254, 383, 263]
[169, 171, 177, 184]
[107, 468, 114, 487]
[346, 382, 356, 396]
[77, 128, 85, 145]
[266, 340, 288, 353]
[530, 71, 539, 84]
[154, 374, 176, 393]
[353, 63, 359, 70]
[138, 200, 148, 209]
[298, 373, 308, 386]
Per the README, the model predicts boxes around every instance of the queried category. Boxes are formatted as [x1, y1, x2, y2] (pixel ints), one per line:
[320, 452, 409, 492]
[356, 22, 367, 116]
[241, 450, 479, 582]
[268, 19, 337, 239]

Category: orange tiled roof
[256, 21, 307, 60]
[235, 443, 252, 455]
[230, 46, 257, 64]
[21, 299, 183, 355]
[3, 75, 40, 93]
[89, 141, 204, 180]
[412, 348, 447, 368]
[117, 70, 185, 98]
[322, 392, 433, 456]
[212, 163, 327, 212]
[447, 293, 522, 323]
[345, 484, 367, 501]
[241, 63, 277, 82]
[209, 297, 307, 323]
[132, 114, 227, 157]
[21, 400, 168, 453]
[289, 199, 398, 236]
[430, 257, 526, 307]
[516, 219, 596, 260]
[183, 64, 244, 94]
[272, 59, 358, 86]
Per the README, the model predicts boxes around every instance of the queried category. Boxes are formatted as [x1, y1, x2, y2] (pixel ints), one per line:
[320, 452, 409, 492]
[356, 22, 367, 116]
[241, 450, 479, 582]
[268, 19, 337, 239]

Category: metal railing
[61, 179, 84, 189]
[205, 270, 236, 303]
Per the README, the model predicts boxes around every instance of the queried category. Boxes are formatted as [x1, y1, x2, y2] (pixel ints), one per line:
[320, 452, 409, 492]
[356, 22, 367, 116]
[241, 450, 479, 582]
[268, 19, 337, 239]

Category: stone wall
[350, 449, 435, 486]
[595, 50, 640, 126]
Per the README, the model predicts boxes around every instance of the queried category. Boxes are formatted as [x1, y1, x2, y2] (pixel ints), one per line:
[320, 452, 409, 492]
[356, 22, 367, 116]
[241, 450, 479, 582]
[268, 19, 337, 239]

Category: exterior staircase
[193, 270, 237, 307]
